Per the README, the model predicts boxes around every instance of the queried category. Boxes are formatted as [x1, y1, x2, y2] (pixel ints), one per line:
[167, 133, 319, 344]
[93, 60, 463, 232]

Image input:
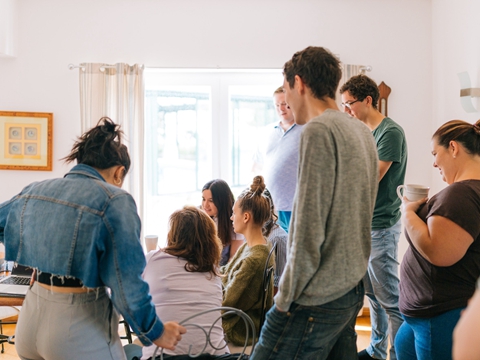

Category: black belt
[37, 272, 83, 287]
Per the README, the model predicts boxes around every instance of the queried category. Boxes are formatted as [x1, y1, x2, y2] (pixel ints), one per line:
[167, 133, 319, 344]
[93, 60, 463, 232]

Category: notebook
[0, 264, 34, 297]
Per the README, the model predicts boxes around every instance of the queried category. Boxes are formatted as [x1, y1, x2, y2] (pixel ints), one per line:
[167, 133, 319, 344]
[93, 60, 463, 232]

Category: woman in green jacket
[221, 175, 274, 346]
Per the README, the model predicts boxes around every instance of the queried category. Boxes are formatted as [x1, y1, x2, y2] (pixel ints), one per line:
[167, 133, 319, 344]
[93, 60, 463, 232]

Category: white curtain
[78, 63, 145, 227]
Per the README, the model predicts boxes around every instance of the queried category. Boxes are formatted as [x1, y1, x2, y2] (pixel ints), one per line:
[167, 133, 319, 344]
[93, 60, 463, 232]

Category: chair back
[259, 241, 276, 330]
[119, 317, 133, 344]
[152, 307, 255, 360]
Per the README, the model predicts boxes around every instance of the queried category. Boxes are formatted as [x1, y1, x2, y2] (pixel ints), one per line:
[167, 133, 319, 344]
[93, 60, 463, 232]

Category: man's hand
[153, 322, 187, 351]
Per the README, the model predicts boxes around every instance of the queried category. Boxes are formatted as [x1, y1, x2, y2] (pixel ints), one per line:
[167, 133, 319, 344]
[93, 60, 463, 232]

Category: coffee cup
[396, 184, 430, 201]
[144, 235, 159, 252]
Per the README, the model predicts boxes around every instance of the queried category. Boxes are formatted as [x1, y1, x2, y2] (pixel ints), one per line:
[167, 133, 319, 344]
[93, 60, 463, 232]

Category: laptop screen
[11, 264, 34, 277]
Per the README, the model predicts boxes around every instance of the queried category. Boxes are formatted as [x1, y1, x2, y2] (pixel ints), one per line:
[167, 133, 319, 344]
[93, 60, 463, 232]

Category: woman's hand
[153, 321, 187, 351]
[400, 196, 428, 215]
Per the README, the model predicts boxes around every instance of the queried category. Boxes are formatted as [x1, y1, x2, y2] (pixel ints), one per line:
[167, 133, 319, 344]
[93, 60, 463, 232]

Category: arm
[100, 193, 186, 347]
[376, 127, 404, 181]
[378, 160, 392, 181]
[251, 139, 264, 172]
[275, 124, 334, 311]
[402, 198, 474, 266]
[453, 286, 480, 359]
[222, 255, 264, 311]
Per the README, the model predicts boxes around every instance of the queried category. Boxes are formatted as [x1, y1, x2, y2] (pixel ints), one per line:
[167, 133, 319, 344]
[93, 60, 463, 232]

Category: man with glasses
[340, 75, 407, 360]
[250, 47, 378, 360]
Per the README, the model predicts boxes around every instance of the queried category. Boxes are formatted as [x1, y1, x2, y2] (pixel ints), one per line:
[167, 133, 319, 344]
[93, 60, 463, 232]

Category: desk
[0, 268, 26, 307]
[0, 296, 23, 307]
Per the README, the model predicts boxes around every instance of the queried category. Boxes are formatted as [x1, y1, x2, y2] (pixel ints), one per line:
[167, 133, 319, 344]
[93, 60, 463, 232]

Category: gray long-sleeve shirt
[275, 109, 378, 311]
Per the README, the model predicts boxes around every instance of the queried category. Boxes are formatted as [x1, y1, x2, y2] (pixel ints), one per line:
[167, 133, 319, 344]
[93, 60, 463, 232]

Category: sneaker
[358, 349, 385, 360]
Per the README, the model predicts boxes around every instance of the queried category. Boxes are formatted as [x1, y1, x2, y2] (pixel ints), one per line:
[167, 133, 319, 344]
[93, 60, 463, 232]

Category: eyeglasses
[341, 99, 361, 109]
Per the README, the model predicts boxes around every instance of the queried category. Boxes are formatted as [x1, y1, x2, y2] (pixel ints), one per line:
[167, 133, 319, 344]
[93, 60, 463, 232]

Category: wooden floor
[356, 314, 373, 353]
[0, 314, 374, 359]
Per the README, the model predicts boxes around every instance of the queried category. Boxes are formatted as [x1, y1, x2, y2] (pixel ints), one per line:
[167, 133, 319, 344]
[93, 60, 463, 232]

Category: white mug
[144, 235, 159, 252]
[397, 184, 430, 201]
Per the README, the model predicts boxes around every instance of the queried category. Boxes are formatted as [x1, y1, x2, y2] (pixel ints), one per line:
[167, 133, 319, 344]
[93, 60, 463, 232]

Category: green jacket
[221, 243, 273, 345]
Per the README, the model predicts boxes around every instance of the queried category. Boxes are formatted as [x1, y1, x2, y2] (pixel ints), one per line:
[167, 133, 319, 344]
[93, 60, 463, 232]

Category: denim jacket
[0, 164, 163, 345]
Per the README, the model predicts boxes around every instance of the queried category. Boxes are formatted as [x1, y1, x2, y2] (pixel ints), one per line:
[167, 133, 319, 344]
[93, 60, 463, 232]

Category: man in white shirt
[255, 87, 303, 232]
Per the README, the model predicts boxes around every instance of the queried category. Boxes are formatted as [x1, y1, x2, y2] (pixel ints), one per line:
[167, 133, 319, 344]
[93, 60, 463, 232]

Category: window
[143, 69, 283, 243]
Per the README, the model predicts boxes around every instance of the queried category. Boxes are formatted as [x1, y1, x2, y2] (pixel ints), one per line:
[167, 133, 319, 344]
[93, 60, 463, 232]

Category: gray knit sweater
[275, 109, 378, 311]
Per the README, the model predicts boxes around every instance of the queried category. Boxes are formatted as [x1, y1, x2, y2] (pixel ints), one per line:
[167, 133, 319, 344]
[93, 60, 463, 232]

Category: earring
[114, 177, 121, 185]
[453, 155, 456, 159]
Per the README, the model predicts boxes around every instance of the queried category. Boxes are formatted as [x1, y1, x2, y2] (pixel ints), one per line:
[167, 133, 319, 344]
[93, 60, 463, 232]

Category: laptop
[0, 264, 34, 297]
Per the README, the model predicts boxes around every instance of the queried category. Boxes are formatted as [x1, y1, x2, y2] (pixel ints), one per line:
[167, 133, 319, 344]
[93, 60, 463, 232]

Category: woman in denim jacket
[0, 118, 185, 360]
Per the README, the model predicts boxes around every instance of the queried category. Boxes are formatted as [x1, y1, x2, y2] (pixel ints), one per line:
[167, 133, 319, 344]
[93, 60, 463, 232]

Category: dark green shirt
[372, 117, 407, 230]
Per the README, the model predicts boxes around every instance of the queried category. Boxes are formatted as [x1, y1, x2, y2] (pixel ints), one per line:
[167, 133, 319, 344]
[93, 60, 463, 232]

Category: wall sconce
[458, 71, 480, 113]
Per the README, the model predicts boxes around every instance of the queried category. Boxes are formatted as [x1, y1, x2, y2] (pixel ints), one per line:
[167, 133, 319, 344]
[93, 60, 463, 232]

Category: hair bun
[474, 120, 480, 135]
[250, 175, 266, 195]
[99, 117, 119, 141]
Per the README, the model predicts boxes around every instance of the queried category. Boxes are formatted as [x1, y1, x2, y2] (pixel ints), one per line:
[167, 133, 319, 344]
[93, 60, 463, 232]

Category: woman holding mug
[396, 120, 480, 360]
[0, 118, 185, 360]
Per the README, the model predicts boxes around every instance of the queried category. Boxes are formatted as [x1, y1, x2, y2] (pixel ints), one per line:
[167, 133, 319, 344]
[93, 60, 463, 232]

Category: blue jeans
[250, 282, 364, 360]
[395, 308, 463, 360]
[364, 220, 403, 360]
[277, 211, 291, 233]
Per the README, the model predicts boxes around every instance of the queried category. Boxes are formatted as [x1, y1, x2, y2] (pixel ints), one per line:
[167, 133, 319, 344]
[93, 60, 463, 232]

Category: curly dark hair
[283, 46, 341, 100]
[339, 75, 380, 109]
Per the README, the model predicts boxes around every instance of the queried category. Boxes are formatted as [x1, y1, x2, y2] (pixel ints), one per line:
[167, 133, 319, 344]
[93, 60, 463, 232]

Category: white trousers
[15, 282, 126, 360]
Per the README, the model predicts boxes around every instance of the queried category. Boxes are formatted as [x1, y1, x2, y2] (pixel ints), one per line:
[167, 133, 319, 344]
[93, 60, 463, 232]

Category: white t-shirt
[141, 251, 229, 359]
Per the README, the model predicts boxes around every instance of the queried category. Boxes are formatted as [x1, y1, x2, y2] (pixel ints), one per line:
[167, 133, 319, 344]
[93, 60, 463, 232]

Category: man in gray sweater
[250, 47, 379, 360]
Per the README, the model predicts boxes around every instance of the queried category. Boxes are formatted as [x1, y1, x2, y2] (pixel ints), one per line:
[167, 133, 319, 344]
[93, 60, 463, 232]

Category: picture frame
[0, 111, 53, 171]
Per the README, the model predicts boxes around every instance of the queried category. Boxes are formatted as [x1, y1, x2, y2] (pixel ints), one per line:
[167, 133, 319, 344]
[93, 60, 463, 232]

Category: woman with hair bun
[0, 117, 185, 360]
[396, 119, 480, 360]
[202, 179, 245, 266]
[221, 175, 274, 346]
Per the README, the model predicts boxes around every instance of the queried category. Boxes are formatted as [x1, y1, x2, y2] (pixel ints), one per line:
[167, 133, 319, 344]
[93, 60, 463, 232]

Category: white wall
[431, 0, 480, 194]
[0, 0, 433, 206]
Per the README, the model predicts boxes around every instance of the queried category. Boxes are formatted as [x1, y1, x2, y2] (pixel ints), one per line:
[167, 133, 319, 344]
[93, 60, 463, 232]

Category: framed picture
[0, 111, 53, 171]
